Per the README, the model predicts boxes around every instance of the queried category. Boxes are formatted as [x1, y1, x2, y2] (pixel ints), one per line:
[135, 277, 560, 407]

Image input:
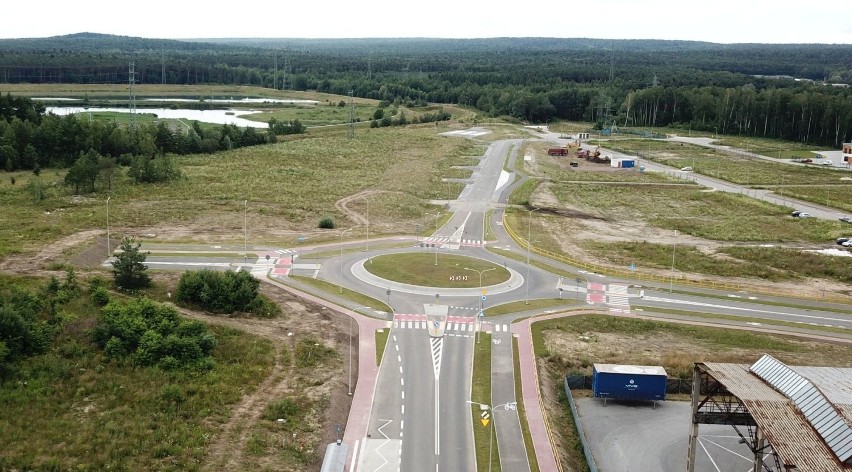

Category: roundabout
[350, 252, 524, 296]
[361, 253, 511, 288]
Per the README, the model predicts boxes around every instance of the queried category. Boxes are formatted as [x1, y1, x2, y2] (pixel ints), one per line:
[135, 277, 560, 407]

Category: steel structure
[688, 356, 852, 472]
[128, 61, 137, 129]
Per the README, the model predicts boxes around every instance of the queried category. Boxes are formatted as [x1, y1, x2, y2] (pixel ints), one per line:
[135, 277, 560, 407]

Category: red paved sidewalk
[513, 316, 560, 472]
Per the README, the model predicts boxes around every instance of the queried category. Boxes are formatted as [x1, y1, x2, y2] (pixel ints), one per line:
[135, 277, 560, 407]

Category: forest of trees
[1, 34, 850, 146]
[0, 93, 305, 187]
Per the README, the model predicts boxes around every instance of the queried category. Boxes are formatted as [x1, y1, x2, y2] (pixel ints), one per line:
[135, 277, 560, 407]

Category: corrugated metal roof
[703, 361, 852, 471]
[750, 355, 852, 465]
[592, 363, 667, 376]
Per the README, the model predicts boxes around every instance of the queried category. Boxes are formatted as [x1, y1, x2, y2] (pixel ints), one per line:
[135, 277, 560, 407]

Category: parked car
[800, 158, 813, 163]
[842, 240, 852, 248]
[838, 237, 851, 245]
[680, 166, 693, 172]
[796, 212, 813, 218]
[821, 160, 833, 166]
[840, 216, 852, 224]
[791, 210, 803, 217]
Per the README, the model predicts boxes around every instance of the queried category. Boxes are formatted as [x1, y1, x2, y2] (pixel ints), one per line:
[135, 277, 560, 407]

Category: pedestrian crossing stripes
[275, 248, 297, 254]
[606, 283, 631, 315]
[390, 315, 512, 335]
[420, 237, 485, 249]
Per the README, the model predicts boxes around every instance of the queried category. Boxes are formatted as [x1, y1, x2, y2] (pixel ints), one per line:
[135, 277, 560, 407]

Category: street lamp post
[433, 212, 441, 266]
[526, 208, 539, 305]
[106, 196, 111, 258]
[348, 315, 353, 396]
[670, 230, 679, 293]
[339, 228, 354, 294]
[358, 195, 370, 253]
[467, 400, 517, 472]
[464, 267, 496, 344]
[244, 200, 248, 263]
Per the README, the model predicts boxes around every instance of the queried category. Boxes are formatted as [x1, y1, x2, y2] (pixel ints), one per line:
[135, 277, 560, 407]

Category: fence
[563, 379, 598, 472]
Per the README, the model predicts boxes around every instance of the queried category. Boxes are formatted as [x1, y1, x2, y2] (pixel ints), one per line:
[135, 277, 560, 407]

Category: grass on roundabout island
[363, 253, 511, 288]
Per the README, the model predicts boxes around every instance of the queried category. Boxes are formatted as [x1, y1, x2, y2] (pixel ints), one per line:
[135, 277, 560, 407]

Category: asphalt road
[127, 126, 852, 472]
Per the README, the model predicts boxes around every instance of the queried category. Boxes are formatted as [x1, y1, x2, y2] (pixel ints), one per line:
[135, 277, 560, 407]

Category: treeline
[1, 35, 851, 146]
[0, 94, 304, 178]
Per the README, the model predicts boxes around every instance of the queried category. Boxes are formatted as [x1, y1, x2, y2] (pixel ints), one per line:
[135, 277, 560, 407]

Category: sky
[5, 0, 851, 44]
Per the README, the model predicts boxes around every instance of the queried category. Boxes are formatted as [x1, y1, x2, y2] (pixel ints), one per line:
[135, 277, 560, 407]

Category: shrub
[93, 298, 216, 370]
[318, 217, 336, 229]
[175, 269, 280, 317]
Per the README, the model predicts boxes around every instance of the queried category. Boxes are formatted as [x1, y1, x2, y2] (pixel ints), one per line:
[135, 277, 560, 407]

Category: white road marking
[642, 296, 851, 325]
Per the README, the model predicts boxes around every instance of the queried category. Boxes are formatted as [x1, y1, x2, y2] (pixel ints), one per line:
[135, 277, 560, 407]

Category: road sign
[480, 411, 490, 427]
[433, 321, 439, 328]
[481, 296, 486, 301]
[478, 311, 484, 318]
[481, 289, 487, 295]
[298, 236, 305, 242]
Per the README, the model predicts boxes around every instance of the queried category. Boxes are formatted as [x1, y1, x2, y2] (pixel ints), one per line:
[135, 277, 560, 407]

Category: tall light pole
[348, 315, 354, 396]
[434, 212, 441, 266]
[670, 230, 679, 293]
[526, 208, 539, 305]
[467, 400, 516, 472]
[106, 196, 111, 258]
[464, 267, 496, 344]
[243, 200, 248, 263]
[358, 195, 370, 253]
[339, 228, 354, 294]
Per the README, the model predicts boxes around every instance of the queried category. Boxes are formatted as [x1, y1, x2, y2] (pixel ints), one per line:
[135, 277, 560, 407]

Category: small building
[592, 364, 668, 403]
[843, 142, 851, 162]
[610, 158, 636, 168]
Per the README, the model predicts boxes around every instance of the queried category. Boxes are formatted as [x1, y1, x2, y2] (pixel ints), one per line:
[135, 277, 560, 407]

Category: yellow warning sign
[480, 410, 490, 427]
[481, 289, 487, 295]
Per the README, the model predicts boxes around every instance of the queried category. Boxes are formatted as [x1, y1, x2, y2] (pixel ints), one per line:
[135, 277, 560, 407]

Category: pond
[46, 106, 269, 128]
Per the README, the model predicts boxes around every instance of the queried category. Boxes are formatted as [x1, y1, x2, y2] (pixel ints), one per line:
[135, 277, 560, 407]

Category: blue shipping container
[592, 364, 667, 402]
[621, 159, 636, 168]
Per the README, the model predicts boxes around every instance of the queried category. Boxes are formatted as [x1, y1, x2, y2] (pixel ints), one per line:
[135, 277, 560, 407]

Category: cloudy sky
[4, 0, 851, 44]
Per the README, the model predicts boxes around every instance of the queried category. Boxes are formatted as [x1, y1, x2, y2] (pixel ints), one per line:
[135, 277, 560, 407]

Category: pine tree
[112, 237, 151, 290]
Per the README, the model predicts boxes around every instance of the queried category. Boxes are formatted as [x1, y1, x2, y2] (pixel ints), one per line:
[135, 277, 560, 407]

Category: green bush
[318, 217, 336, 229]
[175, 269, 280, 317]
[93, 298, 216, 370]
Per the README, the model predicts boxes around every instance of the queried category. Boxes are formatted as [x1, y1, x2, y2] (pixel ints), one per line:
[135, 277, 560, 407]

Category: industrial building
[687, 354, 852, 471]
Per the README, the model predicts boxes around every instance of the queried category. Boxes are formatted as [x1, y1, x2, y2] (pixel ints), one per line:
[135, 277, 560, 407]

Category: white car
[796, 212, 813, 218]
[680, 166, 693, 172]
[843, 240, 852, 248]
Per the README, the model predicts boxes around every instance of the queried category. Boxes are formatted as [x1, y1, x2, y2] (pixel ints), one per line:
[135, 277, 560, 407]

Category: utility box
[592, 364, 667, 403]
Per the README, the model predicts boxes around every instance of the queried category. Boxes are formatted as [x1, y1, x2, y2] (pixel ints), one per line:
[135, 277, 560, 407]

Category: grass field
[0, 122, 478, 257]
[546, 181, 842, 242]
[0, 321, 275, 470]
[363, 253, 511, 288]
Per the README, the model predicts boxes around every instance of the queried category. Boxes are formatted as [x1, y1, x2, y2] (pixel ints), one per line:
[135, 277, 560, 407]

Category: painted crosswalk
[420, 237, 485, 249]
[392, 314, 512, 335]
[586, 282, 606, 304]
[606, 283, 631, 315]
